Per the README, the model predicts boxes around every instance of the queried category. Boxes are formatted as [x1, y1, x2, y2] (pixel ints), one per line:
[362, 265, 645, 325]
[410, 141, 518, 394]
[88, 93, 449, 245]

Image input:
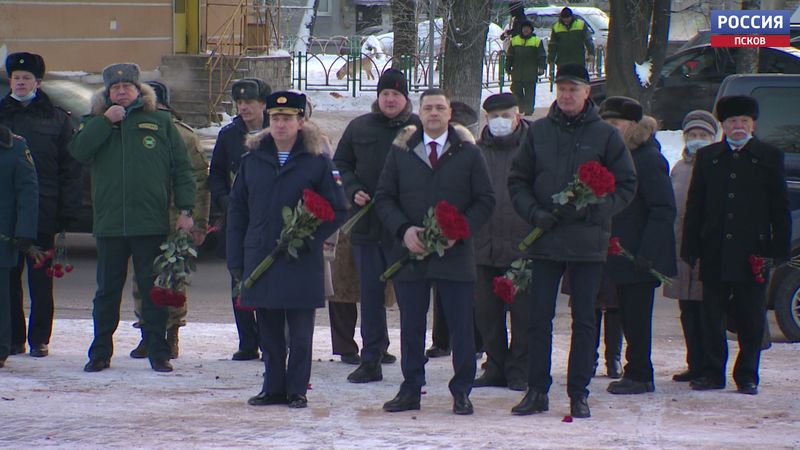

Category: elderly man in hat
[209, 78, 271, 361]
[682, 95, 790, 396]
[228, 91, 346, 408]
[69, 63, 196, 373]
[0, 52, 82, 358]
[508, 64, 636, 418]
[472, 93, 532, 392]
[505, 20, 546, 115]
[548, 7, 595, 71]
[127, 81, 211, 360]
[333, 68, 417, 383]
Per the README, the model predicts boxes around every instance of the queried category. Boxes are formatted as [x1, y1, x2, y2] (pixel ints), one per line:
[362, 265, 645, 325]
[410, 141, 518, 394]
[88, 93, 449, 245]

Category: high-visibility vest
[552, 18, 586, 34]
[510, 35, 541, 47]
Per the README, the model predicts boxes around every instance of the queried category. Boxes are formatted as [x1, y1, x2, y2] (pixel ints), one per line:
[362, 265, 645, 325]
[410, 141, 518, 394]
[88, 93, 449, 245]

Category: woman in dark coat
[227, 92, 346, 409]
[600, 97, 677, 395]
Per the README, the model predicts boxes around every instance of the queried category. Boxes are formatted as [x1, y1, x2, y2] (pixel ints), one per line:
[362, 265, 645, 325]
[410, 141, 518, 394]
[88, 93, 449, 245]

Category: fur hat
[483, 93, 518, 112]
[231, 78, 271, 103]
[6, 52, 46, 79]
[555, 64, 589, 85]
[377, 68, 408, 98]
[146, 81, 170, 107]
[102, 63, 141, 90]
[715, 95, 759, 122]
[450, 101, 479, 128]
[599, 96, 643, 122]
[682, 110, 718, 136]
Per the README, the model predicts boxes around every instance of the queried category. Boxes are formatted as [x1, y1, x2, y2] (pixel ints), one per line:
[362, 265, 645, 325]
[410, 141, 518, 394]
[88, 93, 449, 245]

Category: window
[317, 0, 331, 16]
[752, 86, 800, 153]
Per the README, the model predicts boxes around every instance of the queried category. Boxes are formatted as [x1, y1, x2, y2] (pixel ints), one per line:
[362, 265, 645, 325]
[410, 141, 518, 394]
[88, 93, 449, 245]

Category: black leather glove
[216, 195, 230, 213]
[230, 267, 243, 282]
[682, 255, 698, 268]
[633, 256, 653, 273]
[553, 204, 587, 222]
[532, 209, 559, 232]
[15, 237, 33, 253]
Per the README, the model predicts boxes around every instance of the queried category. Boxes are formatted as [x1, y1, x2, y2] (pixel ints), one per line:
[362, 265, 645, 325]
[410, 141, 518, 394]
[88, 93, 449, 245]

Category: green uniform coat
[548, 18, 595, 68]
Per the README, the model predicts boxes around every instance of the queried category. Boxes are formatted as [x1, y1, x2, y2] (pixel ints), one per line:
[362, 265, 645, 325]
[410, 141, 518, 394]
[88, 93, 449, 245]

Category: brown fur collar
[623, 115, 658, 150]
[244, 120, 323, 156]
[90, 83, 157, 115]
[391, 123, 476, 151]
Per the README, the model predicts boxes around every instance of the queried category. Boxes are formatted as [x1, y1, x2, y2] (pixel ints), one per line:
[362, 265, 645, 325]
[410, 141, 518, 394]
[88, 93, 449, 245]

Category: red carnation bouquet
[519, 161, 616, 251]
[748, 254, 771, 284]
[39, 231, 74, 278]
[0, 233, 50, 271]
[380, 200, 470, 282]
[607, 237, 672, 286]
[151, 229, 198, 308]
[492, 258, 532, 304]
[243, 189, 335, 289]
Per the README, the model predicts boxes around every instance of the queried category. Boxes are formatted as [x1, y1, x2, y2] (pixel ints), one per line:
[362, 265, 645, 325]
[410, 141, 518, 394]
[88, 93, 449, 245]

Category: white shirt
[423, 131, 448, 159]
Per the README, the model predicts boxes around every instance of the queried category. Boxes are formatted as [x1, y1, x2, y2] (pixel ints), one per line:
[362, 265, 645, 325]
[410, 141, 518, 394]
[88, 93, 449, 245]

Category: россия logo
[710, 10, 791, 47]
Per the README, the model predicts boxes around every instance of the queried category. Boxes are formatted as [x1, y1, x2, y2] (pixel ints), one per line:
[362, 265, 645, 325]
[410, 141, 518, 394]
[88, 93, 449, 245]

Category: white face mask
[11, 88, 37, 103]
[685, 139, 712, 154]
[488, 117, 514, 137]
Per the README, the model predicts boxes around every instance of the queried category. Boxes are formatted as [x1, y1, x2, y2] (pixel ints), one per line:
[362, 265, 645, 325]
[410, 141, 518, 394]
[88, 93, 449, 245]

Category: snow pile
[635, 59, 653, 88]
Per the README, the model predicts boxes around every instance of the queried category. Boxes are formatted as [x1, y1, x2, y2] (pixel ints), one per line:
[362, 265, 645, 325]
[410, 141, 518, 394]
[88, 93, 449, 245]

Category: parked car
[508, 6, 609, 50]
[714, 74, 800, 342]
[589, 45, 800, 129]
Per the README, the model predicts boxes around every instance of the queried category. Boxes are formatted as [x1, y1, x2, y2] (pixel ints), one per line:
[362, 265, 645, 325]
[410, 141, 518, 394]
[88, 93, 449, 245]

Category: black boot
[383, 392, 421, 412]
[130, 332, 147, 359]
[604, 309, 623, 379]
[347, 359, 383, 383]
[511, 389, 548, 415]
[607, 377, 655, 394]
[570, 395, 591, 418]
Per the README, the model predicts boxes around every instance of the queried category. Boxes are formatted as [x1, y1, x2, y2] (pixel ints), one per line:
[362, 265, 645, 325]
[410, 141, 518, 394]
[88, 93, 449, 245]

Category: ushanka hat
[102, 63, 141, 90]
[6, 52, 46, 79]
[599, 96, 644, 122]
[715, 95, 759, 122]
[266, 91, 306, 115]
[146, 81, 170, 107]
[231, 78, 271, 102]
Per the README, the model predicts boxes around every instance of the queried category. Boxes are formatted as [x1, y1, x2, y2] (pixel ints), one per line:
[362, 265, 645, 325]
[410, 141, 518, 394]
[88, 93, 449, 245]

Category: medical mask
[11, 89, 37, 103]
[488, 117, 514, 137]
[685, 139, 711, 154]
[726, 133, 752, 148]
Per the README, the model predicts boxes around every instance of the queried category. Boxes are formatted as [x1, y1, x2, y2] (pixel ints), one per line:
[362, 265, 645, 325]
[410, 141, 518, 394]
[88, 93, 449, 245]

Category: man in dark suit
[375, 88, 495, 415]
[682, 95, 790, 396]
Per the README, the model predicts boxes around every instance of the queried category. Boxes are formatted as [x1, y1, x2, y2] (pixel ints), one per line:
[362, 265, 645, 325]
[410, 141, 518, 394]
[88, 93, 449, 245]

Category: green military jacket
[506, 33, 547, 82]
[169, 117, 210, 231]
[548, 18, 595, 68]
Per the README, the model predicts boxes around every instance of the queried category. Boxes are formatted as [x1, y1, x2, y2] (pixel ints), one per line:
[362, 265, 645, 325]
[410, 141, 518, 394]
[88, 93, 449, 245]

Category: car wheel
[773, 268, 800, 342]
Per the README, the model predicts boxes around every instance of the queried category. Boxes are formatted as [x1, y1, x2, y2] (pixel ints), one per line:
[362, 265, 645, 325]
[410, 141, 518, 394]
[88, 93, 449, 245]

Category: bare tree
[391, 0, 418, 68]
[440, 0, 491, 114]
[736, 0, 761, 74]
[605, 0, 671, 113]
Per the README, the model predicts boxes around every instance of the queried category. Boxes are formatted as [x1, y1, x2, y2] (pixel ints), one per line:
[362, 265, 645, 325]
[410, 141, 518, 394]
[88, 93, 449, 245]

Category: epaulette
[174, 120, 195, 133]
[221, 122, 237, 132]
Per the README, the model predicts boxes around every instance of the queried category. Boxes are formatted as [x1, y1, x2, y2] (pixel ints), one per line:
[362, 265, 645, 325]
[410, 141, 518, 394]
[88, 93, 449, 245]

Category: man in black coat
[333, 69, 418, 382]
[0, 52, 82, 358]
[375, 88, 495, 415]
[508, 64, 637, 418]
[208, 78, 270, 361]
[682, 95, 790, 396]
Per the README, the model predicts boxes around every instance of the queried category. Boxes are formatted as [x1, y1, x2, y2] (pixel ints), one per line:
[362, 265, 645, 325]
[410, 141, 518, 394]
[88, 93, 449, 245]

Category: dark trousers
[394, 279, 476, 396]
[431, 288, 483, 351]
[328, 301, 358, 355]
[701, 280, 765, 386]
[0, 267, 10, 359]
[89, 236, 169, 361]
[352, 244, 390, 363]
[10, 232, 55, 347]
[595, 308, 622, 369]
[257, 307, 316, 396]
[617, 282, 657, 382]
[475, 265, 529, 383]
[678, 300, 704, 375]
[510, 80, 537, 115]
[527, 260, 601, 398]
[230, 276, 259, 352]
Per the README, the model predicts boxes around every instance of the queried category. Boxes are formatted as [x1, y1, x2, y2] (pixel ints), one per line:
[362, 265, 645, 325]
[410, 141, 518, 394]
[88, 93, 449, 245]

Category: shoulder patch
[332, 169, 342, 186]
[138, 122, 159, 131]
[24, 148, 34, 165]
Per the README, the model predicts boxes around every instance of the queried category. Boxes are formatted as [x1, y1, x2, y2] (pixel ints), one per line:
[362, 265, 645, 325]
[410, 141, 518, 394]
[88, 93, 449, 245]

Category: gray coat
[663, 154, 703, 300]
[507, 101, 637, 262]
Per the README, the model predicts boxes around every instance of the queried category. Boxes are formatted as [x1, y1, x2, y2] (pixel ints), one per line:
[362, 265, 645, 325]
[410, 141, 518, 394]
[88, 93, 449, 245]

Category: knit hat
[599, 96, 643, 122]
[483, 93, 518, 112]
[682, 110, 718, 136]
[715, 95, 759, 122]
[6, 52, 46, 79]
[560, 7, 573, 18]
[102, 63, 141, 90]
[555, 64, 589, 85]
[146, 81, 170, 107]
[377, 68, 408, 98]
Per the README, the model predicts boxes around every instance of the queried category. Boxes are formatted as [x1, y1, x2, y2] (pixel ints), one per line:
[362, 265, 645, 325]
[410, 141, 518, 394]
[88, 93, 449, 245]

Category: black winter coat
[508, 101, 637, 262]
[333, 100, 421, 245]
[374, 124, 495, 282]
[682, 137, 790, 284]
[474, 120, 532, 268]
[0, 91, 82, 234]
[605, 117, 677, 285]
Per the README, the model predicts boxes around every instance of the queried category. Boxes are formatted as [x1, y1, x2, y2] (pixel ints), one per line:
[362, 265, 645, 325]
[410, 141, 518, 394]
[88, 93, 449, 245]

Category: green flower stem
[380, 254, 410, 282]
[340, 202, 373, 235]
[243, 243, 286, 289]
[518, 227, 543, 251]
[617, 250, 672, 287]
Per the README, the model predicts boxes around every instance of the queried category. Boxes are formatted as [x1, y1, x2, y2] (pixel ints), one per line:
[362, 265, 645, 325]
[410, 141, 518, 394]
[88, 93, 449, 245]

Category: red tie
[428, 141, 438, 168]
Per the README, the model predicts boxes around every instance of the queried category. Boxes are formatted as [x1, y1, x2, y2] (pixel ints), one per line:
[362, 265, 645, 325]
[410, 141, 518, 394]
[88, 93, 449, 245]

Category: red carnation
[45, 267, 54, 278]
[748, 255, 768, 284]
[64, 264, 74, 273]
[171, 291, 187, 307]
[435, 201, 470, 241]
[302, 189, 335, 222]
[578, 161, 616, 197]
[53, 263, 63, 271]
[234, 296, 256, 312]
[54, 270, 64, 278]
[492, 276, 517, 304]
[607, 237, 623, 256]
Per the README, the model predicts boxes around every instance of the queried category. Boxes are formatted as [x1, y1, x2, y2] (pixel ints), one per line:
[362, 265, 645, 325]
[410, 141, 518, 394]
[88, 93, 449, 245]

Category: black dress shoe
[607, 360, 622, 379]
[473, 373, 507, 388]
[288, 393, 308, 408]
[690, 377, 725, 391]
[511, 390, 548, 415]
[347, 360, 383, 383]
[672, 370, 699, 382]
[383, 392, 421, 412]
[10, 344, 25, 355]
[424, 346, 451, 358]
[340, 353, 361, 365]
[570, 395, 591, 419]
[381, 352, 397, 364]
[150, 358, 173, 373]
[607, 378, 655, 395]
[30, 344, 49, 357]
[737, 382, 758, 395]
[130, 339, 148, 359]
[248, 391, 288, 406]
[507, 379, 528, 392]
[232, 349, 260, 361]
[83, 358, 110, 372]
[453, 393, 474, 415]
